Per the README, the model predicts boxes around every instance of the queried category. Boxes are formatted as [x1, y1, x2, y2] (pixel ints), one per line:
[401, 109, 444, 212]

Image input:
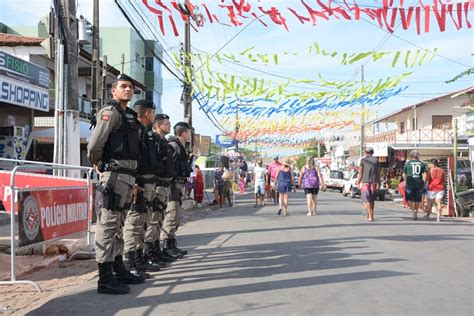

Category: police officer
[143, 114, 178, 265]
[160, 122, 193, 258]
[122, 100, 162, 278]
[87, 74, 145, 295]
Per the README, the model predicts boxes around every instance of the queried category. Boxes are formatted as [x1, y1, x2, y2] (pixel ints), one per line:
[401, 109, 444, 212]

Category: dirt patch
[0, 260, 97, 315]
[0, 204, 219, 315]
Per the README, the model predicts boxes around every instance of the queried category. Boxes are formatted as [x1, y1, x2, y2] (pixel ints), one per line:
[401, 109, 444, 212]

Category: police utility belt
[136, 174, 172, 187]
[98, 161, 137, 177]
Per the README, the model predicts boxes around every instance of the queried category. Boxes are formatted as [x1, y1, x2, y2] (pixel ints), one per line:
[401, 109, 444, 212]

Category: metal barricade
[0, 158, 94, 292]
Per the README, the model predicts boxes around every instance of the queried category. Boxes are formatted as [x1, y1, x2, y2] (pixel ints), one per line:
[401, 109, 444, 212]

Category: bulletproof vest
[102, 101, 141, 162]
[169, 136, 192, 178]
[156, 136, 176, 178]
[137, 125, 160, 174]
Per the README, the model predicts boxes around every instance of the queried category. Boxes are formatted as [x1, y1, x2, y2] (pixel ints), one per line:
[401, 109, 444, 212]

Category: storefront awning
[390, 145, 468, 151]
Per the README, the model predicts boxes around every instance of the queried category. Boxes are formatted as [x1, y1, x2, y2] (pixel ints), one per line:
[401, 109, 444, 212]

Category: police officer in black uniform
[87, 74, 145, 295]
[144, 114, 178, 264]
[161, 122, 193, 257]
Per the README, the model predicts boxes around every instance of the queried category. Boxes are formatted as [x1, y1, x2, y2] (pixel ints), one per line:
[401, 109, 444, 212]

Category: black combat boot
[161, 240, 181, 260]
[113, 255, 145, 284]
[136, 248, 161, 272]
[153, 241, 175, 264]
[171, 238, 188, 256]
[97, 262, 130, 295]
[165, 239, 183, 259]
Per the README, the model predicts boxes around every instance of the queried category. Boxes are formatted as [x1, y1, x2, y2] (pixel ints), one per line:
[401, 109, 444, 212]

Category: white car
[322, 170, 345, 193]
[342, 170, 388, 201]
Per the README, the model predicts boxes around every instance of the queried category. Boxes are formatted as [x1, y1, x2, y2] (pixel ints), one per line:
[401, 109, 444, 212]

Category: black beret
[113, 74, 135, 86]
[174, 122, 191, 129]
[154, 113, 170, 122]
[133, 99, 155, 109]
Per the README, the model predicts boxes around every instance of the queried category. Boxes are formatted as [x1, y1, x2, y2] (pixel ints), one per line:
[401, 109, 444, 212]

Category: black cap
[174, 122, 191, 129]
[154, 113, 170, 122]
[365, 147, 374, 154]
[133, 99, 155, 109]
[113, 74, 135, 87]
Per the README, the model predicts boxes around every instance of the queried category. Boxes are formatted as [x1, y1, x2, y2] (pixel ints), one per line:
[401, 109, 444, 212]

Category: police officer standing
[161, 122, 193, 258]
[144, 114, 178, 264]
[122, 100, 163, 278]
[87, 74, 145, 295]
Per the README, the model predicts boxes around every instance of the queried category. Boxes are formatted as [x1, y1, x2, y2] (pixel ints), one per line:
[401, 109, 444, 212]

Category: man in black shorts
[403, 150, 427, 220]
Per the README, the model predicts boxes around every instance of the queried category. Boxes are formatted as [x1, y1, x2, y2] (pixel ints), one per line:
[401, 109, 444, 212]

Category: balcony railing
[366, 129, 453, 145]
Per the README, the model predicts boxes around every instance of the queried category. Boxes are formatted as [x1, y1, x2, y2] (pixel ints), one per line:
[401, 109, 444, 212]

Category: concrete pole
[60, 0, 80, 175]
[91, 0, 99, 117]
[453, 119, 458, 193]
[183, 0, 193, 151]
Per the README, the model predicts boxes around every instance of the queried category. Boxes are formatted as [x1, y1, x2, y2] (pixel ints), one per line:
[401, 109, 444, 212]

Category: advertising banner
[0, 171, 87, 213]
[18, 188, 88, 247]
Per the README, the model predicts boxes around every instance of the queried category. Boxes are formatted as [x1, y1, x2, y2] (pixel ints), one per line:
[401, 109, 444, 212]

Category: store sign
[18, 188, 89, 247]
[0, 51, 50, 112]
[366, 142, 388, 157]
[216, 135, 235, 147]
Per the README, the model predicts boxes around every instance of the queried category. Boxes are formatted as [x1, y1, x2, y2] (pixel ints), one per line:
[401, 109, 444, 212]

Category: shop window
[432, 115, 452, 129]
[399, 121, 405, 134]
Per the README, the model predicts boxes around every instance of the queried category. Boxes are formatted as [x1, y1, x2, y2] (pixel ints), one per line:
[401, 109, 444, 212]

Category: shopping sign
[18, 188, 88, 247]
[216, 135, 235, 148]
[0, 171, 88, 213]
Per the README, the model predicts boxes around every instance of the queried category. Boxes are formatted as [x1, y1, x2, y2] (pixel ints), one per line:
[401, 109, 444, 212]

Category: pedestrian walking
[239, 174, 246, 193]
[299, 156, 326, 216]
[356, 147, 380, 222]
[253, 158, 268, 207]
[214, 164, 225, 207]
[87, 74, 144, 295]
[269, 156, 282, 205]
[398, 179, 409, 208]
[160, 122, 193, 259]
[403, 150, 427, 220]
[425, 159, 446, 222]
[275, 158, 296, 216]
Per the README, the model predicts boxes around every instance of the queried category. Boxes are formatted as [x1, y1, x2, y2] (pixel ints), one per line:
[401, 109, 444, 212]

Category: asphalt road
[29, 191, 474, 316]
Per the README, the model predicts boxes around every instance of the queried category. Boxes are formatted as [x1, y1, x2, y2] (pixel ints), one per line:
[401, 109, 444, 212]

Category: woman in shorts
[299, 156, 326, 216]
[425, 159, 445, 222]
[275, 158, 296, 216]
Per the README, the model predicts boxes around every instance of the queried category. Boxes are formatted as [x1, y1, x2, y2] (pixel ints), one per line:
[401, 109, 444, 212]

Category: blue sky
[1, 0, 473, 154]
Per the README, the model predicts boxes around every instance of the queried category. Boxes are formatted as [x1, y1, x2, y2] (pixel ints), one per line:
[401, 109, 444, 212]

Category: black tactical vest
[169, 136, 192, 178]
[102, 101, 141, 162]
[156, 136, 176, 178]
[137, 125, 160, 174]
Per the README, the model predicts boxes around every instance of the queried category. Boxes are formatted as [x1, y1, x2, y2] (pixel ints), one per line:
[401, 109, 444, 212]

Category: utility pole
[58, 0, 80, 174]
[235, 105, 239, 152]
[91, 0, 100, 118]
[360, 64, 365, 157]
[453, 118, 458, 193]
[183, 0, 193, 151]
[102, 55, 108, 102]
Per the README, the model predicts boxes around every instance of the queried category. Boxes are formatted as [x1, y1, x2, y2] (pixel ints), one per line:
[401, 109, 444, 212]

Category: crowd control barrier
[0, 158, 94, 292]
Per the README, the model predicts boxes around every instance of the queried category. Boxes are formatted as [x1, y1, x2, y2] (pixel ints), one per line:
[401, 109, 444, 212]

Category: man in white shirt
[253, 159, 268, 207]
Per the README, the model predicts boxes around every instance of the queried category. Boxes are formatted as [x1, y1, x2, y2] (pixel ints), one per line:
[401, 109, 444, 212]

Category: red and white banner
[0, 171, 87, 214]
[18, 188, 89, 247]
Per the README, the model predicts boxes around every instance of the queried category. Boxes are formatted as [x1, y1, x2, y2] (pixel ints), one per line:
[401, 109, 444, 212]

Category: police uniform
[87, 75, 144, 295]
[144, 113, 177, 264]
[123, 100, 162, 276]
[160, 122, 192, 257]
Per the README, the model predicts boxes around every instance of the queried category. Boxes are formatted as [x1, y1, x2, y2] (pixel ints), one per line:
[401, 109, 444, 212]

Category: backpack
[302, 167, 319, 188]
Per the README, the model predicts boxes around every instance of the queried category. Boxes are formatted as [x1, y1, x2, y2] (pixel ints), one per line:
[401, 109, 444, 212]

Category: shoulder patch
[101, 114, 110, 121]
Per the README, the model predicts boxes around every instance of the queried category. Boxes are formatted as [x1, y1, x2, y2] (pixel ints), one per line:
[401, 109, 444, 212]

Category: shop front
[0, 51, 50, 169]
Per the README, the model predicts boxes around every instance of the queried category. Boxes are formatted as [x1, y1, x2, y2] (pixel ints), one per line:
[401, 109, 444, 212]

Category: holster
[153, 198, 166, 213]
[131, 190, 147, 213]
[96, 183, 121, 211]
[170, 183, 182, 203]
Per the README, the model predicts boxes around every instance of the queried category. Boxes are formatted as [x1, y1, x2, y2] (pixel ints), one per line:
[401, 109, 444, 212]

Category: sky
[1, 0, 473, 156]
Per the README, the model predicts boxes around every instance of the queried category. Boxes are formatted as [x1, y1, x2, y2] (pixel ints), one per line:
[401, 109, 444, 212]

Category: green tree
[295, 143, 327, 170]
